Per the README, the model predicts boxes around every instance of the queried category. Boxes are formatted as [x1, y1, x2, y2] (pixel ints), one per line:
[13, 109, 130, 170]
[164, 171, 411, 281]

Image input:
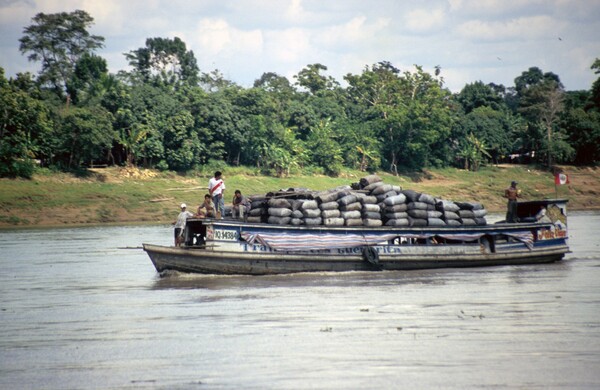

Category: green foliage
[0, 67, 53, 178]
[54, 106, 115, 168]
[294, 63, 339, 95]
[125, 37, 199, 87]
[456, 81, 504, 114]
[456, 106, 513, 163]
[6, 13, 600, 178]
[305, 119, 344, 176]
[458, 133, 492, 171]
[19, 10, 104, 102]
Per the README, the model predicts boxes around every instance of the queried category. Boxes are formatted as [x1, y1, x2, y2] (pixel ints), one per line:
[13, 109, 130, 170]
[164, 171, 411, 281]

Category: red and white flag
[555, 173, 570, 185]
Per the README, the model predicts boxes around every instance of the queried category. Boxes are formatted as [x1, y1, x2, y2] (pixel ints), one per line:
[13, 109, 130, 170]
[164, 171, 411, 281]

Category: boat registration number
[213, 229, 238, 241]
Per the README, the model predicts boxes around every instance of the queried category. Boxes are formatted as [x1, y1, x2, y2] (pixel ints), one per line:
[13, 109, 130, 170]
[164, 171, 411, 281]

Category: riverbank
[0, 165, 597, 228]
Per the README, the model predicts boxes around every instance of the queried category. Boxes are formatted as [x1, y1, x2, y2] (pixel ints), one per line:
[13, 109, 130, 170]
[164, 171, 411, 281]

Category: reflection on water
[0, 213, 599, 389]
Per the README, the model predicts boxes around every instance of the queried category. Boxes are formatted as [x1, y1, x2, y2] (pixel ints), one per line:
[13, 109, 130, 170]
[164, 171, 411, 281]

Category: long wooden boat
[143, 199, 569, 275]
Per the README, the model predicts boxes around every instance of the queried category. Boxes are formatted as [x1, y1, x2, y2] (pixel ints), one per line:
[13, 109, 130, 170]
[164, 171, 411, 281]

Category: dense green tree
[562, 103, 600, 164]
[200, 69, 236, 92]
[126, 37, 199, 87]
[457, 106, 514, 164]
[54, 106, 114, 168]
[68, 53, 117, 106]
[9, 10, 599, 175]
[294, 63, 339, 95]
[0, 68, 53, 177]
[395, 65, 455, 169]
[19, 10, 104, 104]
[336, 119, 381, 172]
[518, 76, 573, 166]
[560, 61, 600, 165]
[305, 119, 344, 175]
[456, 81, 504, 114]
[345, 61, 405, 173]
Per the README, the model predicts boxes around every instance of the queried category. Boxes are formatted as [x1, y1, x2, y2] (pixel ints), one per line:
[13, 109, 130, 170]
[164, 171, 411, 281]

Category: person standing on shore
[172, 203, 193, 246]
[208, 171, 225, 219]
[504, 181, 521, 223]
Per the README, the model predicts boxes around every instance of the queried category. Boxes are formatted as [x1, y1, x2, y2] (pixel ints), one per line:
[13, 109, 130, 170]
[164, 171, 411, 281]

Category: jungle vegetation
[2, 10, 599, 179]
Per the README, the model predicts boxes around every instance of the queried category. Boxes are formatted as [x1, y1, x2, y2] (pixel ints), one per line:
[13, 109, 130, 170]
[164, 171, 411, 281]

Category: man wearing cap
[172, 203, 194, 246]
[504, 181, 521, 223]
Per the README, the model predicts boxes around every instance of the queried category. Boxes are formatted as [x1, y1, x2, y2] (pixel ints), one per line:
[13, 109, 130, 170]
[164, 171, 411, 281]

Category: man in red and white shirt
[208, 171, 225, 219]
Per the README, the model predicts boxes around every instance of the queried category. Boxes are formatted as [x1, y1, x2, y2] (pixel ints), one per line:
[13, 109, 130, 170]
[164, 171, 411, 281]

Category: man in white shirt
[172, 203, 194, 246]
[208, 171, 225, 219]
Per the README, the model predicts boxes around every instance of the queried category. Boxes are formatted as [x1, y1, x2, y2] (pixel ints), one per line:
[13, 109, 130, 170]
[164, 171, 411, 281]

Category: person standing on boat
[504, 181, 521, 223]
[173, 203, 194, 246]
[232, 190, 251, 220]
[208, 171, 225, 219]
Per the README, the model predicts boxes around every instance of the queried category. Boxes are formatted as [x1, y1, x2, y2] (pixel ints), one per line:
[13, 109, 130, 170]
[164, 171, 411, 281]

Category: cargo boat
[143, 199, 569, 275]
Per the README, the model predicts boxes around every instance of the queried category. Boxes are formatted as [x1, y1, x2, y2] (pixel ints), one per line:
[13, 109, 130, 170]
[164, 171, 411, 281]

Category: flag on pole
[554, 173, 569, 185]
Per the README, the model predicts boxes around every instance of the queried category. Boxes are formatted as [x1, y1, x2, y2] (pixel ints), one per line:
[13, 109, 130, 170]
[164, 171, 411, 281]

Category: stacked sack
[316, 189, 344, 226]
[360, 193, 382, 227]
[435, 200, 461, 227]
[455, 202, 487, 226]
[435, 200, 487, 226]
[298, 199, 322, 226]
[339, 192, 362, 226]
[246, 195, 268, 223]
[358, 175, 402, 226]
[242, 174, 487, 227]
[398, 190, 437, 227]
[267, 198, 293, 225]
[381, 192, 408, 226]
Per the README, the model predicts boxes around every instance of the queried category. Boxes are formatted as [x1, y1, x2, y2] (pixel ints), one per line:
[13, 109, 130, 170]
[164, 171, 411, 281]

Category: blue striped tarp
[240, 231, 534, 252]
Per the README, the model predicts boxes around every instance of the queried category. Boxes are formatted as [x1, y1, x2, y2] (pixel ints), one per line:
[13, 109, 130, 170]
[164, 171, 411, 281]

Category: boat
[143, 199, 569, 275]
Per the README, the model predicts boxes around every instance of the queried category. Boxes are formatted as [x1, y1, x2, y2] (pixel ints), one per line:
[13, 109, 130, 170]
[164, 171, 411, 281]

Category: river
[1, 212, 599, 389]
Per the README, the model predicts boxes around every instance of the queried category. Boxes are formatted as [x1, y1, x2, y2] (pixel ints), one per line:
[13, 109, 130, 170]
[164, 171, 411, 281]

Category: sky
[1, 0, 599, 93]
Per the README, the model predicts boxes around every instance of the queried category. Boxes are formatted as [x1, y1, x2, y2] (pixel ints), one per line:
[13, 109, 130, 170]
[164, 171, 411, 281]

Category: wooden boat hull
[143, 239, 568, 275]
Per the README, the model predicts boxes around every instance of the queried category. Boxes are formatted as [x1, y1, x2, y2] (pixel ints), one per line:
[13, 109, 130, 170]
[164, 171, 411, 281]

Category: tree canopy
[1, 10, 598, 178]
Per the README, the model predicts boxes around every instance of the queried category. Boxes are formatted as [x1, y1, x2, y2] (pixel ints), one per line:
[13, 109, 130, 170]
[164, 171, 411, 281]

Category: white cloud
[1, 0, 599, 91]
[320, 16, 390, 51]
[448, 0, 546, 15]
[404, 8, 446, 33]
[456, 15, 565, 41]
[186, 18, 263, 58]
[264, 27, 311, 64]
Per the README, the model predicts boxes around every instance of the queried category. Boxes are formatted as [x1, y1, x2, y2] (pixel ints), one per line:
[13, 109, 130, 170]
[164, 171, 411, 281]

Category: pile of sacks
[244, 175, 487, 227]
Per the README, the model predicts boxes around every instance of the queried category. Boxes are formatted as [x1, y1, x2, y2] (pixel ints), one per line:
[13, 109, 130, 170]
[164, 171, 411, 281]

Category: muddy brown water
[1, 212, 599, 389]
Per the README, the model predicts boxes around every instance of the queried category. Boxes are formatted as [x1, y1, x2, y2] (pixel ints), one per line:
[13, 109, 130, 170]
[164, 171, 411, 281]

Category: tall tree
[345, 61, 404, 173]
[294, 63, 339, 95]
[518, 78, 571, 166]
[68, 53, 116, 105]
[397, 65, 454, 169]
[19, 10, 104, 105]
[126, 37, 199, 86]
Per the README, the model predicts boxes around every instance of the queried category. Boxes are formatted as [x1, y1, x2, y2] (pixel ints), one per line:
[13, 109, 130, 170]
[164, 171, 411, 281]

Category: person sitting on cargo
[196, 194, 215, 218]
[172, 203, 194, 246]
[232, 190, 251, 220]
[504, 181, 521, 223]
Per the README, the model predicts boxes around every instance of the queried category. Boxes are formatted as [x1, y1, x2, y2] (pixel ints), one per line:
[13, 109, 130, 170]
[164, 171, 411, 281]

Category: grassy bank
[0, 165, 597, 228]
